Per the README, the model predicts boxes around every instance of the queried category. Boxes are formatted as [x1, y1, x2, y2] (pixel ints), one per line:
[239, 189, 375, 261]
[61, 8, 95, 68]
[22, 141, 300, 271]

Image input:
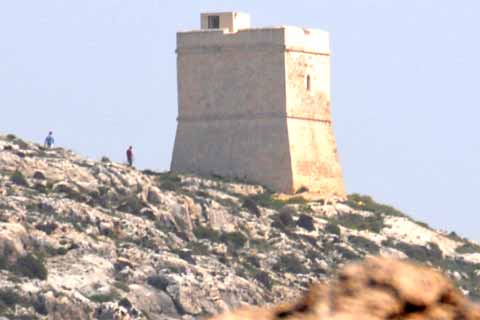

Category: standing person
[44, 131, 55, 148]
[126, 146, 134, 167]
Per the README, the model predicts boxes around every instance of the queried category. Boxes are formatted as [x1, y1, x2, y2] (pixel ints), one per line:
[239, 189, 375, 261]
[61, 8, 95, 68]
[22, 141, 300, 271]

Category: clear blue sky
[1, 1, 479, 240]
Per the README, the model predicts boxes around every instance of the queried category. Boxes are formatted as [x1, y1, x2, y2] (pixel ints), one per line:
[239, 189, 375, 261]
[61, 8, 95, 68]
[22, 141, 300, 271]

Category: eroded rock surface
[1, 134, 480, 319]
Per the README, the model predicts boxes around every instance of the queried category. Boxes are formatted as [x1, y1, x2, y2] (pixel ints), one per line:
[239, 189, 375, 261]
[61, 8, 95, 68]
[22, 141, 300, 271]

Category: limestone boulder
[209, 257, 480, 320]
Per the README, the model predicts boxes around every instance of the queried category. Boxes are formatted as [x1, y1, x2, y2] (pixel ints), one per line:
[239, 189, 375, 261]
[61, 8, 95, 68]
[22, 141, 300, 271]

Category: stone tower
[171, 12, 346, 197]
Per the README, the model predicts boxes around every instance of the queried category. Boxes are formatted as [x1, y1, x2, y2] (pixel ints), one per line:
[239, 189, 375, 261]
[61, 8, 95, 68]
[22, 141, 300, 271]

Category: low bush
[381, 239, 442, 263]
[286, 196, 308, 205]
[273, 254, 308, 274]
[188, 242, 210, 256]
[297, 214, 315, 231]
[32, 171, 46, 180]
[324, 222, 341, 236]
[100, 156, 111, 163]
[242, 198, 261, 217]
[32, 294, 48, 315]
[53, 184, 85, 202]
[10, 170, 28, 187]
[33, 183, 48, 194]
[220, 231, 247, 251]
[117, 195, 145, 215]
[89, 291, 119, 303]
[14, 254, 48, 280]
[147, 275, 170, 291]
[456, 242, 480, 254]
[0, 288, 22, 311]
[193, 226, 247, 251]
[254, 270, 272, 290]
[348, 235, 380, 254]
[157, 172, 183, 191]
[244, 192, 286, 210]
[296, 186, 309, 194]
[193, 225, 220, 242]
[345, 194, 405, 217]
[333, 213, 384, 233]
[35, 222, 58, 235]
[271, 207, 296, 230]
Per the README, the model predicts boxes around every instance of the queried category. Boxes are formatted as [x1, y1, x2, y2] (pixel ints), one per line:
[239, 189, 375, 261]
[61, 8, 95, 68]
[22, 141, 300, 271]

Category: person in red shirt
[126, 146, 134, 166]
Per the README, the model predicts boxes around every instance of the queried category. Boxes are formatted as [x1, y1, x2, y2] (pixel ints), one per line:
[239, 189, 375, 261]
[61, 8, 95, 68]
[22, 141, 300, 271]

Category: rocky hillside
[1, 133, 480, 320]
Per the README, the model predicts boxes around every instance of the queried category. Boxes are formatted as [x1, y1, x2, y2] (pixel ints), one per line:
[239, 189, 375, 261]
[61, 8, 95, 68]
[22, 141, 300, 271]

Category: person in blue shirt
[44, 131, 55, 148]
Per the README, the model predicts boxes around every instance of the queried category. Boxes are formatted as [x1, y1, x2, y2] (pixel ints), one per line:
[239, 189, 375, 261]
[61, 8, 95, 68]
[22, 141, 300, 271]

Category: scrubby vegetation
[193, 225, 247, 252]
[273, 254, 308, 274]
[330, 212, 385, 233]
[14, 254, 48, 280]
[345, 194, 405, 217]
[10, 170, 28, 187]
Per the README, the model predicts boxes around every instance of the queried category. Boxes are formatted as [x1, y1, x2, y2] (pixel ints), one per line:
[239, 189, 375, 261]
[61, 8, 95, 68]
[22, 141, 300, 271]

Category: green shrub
[250, 238, 273, 252]
[196, 190, 209, 198]
[33, 183, 48, 194]
[117, 194, 145, 215]
[188, 242, 210, 256]
[32, 171, 46, 180]
[244, 192, 286, 210]
[193, 225, 220, 242]
[345, 194, 405, 217]
[336, 246, 362, 260]
[382, 239, 442, 263]
[157, 172, 183, 191]
[14, 254, 48, 280]
[324, 222, 341, 236]
[10, 170, 28, 187]
[0, 255, 7, 270]
[13, 138, 29, 150]
[297, 214, 315, 231]
[100, 156, 111, 163]
[242, 198, 261, 217]
[88, 291, 119, 303]
[35, 222, 58, 235]
[348, 235, 380, 254]
[173, 249, 195, 264]
[32, 295, 48, 315]
[333, 213, 384, 233]
[6, 134, 16, 141]
[254, 270, 272, 289]
[286, 196, 308, 205]
[295, 186, 309, 194]
[456, 243, 480, 254]
[147, 275, 170, 291]
[271, 207, 296, 230]
[273, 255, 308, 274]
[194, 226, 247, 251]
[220, 232, 247, 251]
[53, 184, 85, 202]
[0, 288, 22, 308]
[447, 231, 464, 242]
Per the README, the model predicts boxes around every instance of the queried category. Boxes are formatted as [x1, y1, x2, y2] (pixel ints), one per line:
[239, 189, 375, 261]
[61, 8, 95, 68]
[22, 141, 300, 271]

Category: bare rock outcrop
[210, 257, 480, 320]
[2, 134, 480, 319]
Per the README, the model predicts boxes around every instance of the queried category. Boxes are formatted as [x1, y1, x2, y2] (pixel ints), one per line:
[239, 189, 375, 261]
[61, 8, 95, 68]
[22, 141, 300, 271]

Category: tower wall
[172, 28, 294, 192]
[284, 28, 345, 196]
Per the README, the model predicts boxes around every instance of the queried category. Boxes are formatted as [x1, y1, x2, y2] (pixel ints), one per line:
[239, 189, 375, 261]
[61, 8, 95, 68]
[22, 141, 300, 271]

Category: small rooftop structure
[200, 12, 250, 33]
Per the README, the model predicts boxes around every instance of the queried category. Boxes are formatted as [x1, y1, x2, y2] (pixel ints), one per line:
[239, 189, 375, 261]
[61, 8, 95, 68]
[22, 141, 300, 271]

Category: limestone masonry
[171, 12, 346, 197]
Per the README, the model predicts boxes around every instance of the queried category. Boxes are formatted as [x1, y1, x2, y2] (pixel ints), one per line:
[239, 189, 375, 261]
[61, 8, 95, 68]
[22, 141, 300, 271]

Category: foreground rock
[210, 257, 480, 320]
